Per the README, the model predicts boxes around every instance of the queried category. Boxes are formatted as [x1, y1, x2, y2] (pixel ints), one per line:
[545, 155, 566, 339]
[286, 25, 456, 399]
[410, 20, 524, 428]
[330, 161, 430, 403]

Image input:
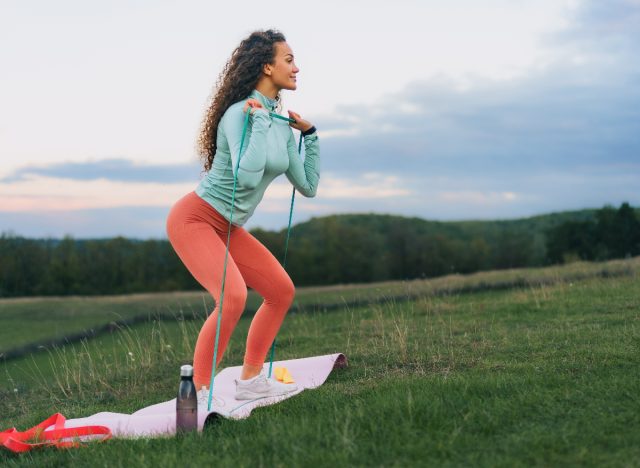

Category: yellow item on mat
[273, 367, 295, 384]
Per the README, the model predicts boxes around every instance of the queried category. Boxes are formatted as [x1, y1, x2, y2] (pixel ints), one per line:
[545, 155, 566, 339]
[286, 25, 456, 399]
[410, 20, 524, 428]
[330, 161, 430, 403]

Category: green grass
[1, 261, 639, 466]
[2, 257, 638, 356]
[0, 292, 209, 353]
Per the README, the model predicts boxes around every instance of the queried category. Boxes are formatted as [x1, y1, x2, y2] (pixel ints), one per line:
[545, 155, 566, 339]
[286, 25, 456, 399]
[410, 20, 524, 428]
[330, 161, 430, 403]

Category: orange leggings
[166, 191, 295, 387]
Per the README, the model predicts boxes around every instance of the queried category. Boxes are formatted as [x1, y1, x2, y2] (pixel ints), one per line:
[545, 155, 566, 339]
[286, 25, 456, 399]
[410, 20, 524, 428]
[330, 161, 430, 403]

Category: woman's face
[266, 42, 299, 91]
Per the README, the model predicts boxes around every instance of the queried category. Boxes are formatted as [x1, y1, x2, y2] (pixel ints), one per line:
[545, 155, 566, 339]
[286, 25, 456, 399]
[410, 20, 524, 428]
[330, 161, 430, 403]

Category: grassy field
[1, 258, 637, 356]
[1, 259, 639, 466]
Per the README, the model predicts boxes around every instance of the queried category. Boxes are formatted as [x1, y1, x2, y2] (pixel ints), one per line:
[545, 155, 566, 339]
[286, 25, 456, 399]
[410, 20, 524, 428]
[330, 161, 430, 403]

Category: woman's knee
[277, 274, 296, 308]
[222, 283, 248, 313]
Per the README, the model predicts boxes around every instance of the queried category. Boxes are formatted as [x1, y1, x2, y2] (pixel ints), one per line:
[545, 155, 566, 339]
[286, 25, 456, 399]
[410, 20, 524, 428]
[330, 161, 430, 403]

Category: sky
[1, 0, 639, 238]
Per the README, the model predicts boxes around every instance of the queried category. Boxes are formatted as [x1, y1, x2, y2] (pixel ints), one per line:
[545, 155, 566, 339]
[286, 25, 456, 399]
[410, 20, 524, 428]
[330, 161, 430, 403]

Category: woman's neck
[255, 80, 279, 100]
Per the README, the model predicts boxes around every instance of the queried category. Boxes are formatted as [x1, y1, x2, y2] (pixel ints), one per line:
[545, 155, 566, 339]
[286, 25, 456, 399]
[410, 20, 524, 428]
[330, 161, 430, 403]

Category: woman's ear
[263, 63, 273, 76]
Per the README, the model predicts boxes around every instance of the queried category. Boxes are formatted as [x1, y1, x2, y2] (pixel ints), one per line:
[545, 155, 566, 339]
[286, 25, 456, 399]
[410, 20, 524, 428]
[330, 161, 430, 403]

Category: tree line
[1, 203, 637, 297]
[545, 202, 640, 263]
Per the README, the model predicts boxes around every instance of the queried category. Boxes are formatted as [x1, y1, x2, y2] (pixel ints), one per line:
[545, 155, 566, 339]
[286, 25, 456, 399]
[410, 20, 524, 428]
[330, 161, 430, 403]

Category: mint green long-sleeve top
[195, 89, 320, 226]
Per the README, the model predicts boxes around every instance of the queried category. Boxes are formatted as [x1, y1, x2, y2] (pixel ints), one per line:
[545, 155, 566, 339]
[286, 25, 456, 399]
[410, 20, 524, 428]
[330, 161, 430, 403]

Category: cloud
[1, 158, 203, 183]
[550, 0, 640, 55]
[318, 66, 640, 175]
[0, 206, 172, 239]
[311, 1, 639, 168]
[0, 175, 195, 211]
[310, 1, 640, 196]
[437, 191, 519, 205]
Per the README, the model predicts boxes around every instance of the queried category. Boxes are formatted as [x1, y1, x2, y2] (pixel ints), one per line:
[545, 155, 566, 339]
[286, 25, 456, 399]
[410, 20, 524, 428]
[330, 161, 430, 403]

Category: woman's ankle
[194, 381, 209, 390]
[240, 363, 263, 380]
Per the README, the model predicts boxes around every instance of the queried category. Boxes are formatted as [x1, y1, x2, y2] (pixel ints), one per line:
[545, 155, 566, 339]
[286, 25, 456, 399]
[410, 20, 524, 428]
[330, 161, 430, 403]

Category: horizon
[2, 202, 632, 240]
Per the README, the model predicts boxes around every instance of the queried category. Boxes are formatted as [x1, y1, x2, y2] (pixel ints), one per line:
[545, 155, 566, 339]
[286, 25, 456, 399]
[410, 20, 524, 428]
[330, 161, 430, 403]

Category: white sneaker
[234, 370, 298, 400]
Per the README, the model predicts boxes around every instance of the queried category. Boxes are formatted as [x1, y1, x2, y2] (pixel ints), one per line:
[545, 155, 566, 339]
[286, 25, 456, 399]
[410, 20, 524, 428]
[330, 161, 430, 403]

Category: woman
[166, 29, 320, 400]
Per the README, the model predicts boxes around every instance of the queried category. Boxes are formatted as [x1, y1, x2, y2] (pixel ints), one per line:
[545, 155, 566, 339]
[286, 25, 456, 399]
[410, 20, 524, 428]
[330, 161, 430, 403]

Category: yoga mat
[53, 353, 347, 438]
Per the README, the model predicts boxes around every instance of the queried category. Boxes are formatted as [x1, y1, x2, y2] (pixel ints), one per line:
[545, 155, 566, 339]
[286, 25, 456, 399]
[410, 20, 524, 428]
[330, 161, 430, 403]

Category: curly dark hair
[197, 29, 287, 172]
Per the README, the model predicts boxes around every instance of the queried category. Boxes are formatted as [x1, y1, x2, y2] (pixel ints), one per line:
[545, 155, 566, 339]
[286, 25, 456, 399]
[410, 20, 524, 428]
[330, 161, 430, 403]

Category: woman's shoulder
[221, 99, 247, 122]
[218, 101, 249, 140]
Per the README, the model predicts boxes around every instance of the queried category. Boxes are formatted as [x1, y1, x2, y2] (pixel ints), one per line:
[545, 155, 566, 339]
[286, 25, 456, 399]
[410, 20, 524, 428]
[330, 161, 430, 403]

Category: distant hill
[252, 208, 608, 285]
[1, 204, 637, 296]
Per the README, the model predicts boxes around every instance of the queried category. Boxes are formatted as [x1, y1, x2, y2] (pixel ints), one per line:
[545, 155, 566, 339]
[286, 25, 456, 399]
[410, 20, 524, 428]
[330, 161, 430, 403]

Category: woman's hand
[243, 98, 265, 115]
[287, 110, 313, 133]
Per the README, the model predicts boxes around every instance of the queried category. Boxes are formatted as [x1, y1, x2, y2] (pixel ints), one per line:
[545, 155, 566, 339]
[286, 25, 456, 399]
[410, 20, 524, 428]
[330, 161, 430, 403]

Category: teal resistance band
[267, 133, 303, 378]
[207, 110, 303, 411]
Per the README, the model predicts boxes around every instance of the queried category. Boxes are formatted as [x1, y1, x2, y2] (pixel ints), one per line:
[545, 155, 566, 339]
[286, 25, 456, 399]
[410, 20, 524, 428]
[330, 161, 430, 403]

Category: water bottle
[176, 364, 197, 433]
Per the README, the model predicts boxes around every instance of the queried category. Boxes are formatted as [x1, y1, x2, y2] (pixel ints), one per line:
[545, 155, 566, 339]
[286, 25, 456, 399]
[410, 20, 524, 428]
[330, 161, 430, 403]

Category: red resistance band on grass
[1, 413, 111, 453]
